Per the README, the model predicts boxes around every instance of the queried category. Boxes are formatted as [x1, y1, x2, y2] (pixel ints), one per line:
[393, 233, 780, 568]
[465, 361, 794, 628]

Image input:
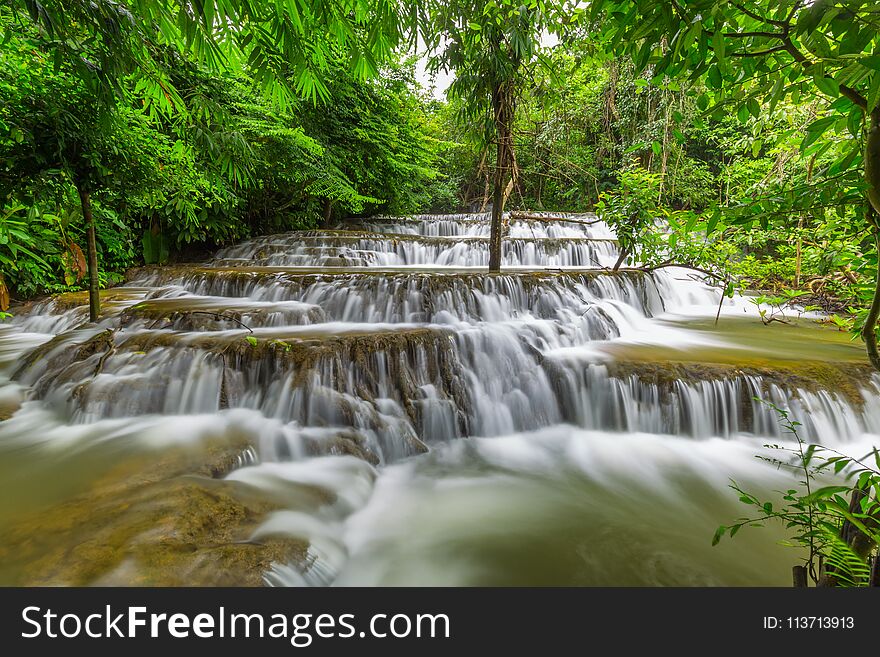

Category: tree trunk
[489, 80, 515, 273]
[77, 182, 100, 322]
[489, 146, 505, 272]
[322, 198, 334, 228]
[863, 223, 880, 371]
[866, 109, 880, 216]
[862, 110, 880, 371]
[479, 181, 491, 213]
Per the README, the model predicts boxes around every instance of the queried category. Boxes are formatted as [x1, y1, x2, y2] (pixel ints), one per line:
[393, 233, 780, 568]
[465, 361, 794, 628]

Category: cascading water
[0, 212, 877, 586]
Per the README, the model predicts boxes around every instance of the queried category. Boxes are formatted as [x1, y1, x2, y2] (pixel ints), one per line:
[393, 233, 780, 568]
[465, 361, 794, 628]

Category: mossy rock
[0, 437, 309, 586]
[604, 359, 875, 408]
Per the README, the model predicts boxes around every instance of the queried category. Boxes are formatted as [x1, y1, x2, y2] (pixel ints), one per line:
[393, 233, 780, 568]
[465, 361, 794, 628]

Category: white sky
[413, 31, 560, 100]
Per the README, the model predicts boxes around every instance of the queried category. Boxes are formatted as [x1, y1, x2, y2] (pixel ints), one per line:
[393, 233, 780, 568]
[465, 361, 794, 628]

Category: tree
[2, 0, 413, 319]
[587, 0, 880, 369]
[421, 0, 572, 271]
[0, 28, 161, 320]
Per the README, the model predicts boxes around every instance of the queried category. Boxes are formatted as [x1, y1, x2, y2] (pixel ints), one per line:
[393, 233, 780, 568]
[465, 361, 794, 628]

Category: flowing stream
[0, 212, 877, 585]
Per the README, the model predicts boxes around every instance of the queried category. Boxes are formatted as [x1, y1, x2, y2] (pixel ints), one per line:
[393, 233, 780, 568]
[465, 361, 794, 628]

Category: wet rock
[0, 437, 309, 586]
[605, 359, 875, 409]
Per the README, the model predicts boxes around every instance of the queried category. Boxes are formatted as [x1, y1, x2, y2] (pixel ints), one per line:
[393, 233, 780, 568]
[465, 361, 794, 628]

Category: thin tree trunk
[322, 198, 334, 228]
[866, 109, 880, 217]
[480, 182, 491, 213]
[489, 81, 514, 273]
[77, 182, 100, 322]
[861, 110, 880, 371]
[476, 146, 491, 212]
[863, 223, 880, 371]
[489, 145, 505, 272]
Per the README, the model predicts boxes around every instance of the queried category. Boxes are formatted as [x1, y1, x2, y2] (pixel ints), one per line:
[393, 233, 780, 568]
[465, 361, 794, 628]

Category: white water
[1, 211, 877, 585]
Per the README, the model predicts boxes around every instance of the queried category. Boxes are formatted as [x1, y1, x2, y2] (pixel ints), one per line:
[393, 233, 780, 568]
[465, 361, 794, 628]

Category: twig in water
[150, 310, 254, 333]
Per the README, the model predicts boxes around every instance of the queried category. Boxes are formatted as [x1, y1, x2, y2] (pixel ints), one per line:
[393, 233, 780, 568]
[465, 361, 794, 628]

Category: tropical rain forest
[0, 0, 879, 588]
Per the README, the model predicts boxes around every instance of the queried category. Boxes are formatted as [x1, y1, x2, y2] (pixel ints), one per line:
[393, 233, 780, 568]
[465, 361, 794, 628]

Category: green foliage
[595, 164, 666, 265]
[422, 0, 569, 137]
[553, 2, 880, 351]
[715, 402, 880, 587]
[0, 10, 444, 303]
[0, 204, 56, 298]
[1, 0, 413, 106]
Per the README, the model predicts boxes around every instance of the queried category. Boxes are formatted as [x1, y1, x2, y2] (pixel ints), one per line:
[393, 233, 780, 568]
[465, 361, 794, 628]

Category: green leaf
[747, 97, 760, 118]
[839, 26, 872, 56]
[847, 107, 863, 138]
[751, 139, 763, 157]
[707, 65, 722, 89]
[800, 116, 836, 150]
[868, 73, 880, 113]
[713, 31, 726, 68]
[814, 75, 840, 97]
[706, 209, 720, 235]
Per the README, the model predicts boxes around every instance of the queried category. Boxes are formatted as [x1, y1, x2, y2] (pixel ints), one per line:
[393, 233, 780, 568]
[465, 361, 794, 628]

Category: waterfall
[0, 211, 876, 586]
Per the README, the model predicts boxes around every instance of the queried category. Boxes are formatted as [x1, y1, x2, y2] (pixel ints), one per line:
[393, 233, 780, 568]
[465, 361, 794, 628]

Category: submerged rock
[0, 436, 310, 586]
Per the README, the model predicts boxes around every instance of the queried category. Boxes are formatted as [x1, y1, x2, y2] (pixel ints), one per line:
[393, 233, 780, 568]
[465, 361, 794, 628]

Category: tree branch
[644, 260, 725, 282]
[778, 35, 868, 109]
[668, 0, 690, 24]
[732, 45, 788, 58]
[840, 85, 868, 110]
[724, 30, 783, 39]
[730, 2, 787, 27]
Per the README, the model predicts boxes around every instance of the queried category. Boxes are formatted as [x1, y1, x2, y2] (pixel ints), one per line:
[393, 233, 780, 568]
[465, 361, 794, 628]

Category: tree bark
[489, 80, 515, 273]
[322, 198, 334, 228]
[792, 565, 808, 587]
[76, 182, 100, 322]
[863, 225, 880, 371]
[489, 146, 505, 272]
[866, 109, 880, 217]
[861, 110, 880, 371]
